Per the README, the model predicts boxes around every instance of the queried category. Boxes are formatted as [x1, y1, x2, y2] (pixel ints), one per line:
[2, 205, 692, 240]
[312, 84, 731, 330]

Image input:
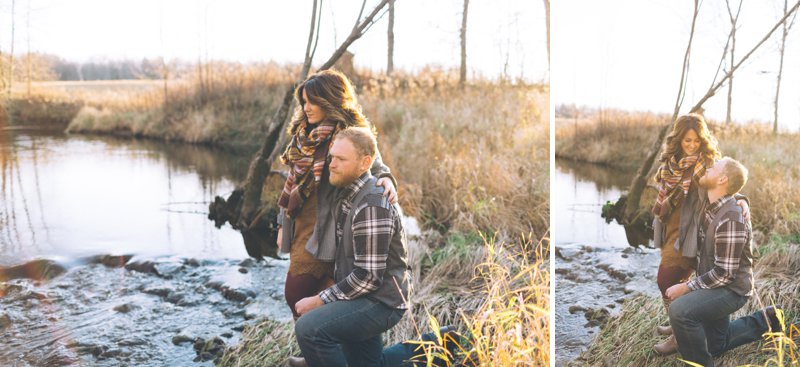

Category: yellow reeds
[398, 233, 550, 367]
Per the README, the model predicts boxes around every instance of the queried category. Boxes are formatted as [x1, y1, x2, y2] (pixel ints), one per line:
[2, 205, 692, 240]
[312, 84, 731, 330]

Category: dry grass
[365, 80, 549, 237]
[555, 109, 670, 171]
[573, 242, 800, 367]
[216, 318, 300, 367]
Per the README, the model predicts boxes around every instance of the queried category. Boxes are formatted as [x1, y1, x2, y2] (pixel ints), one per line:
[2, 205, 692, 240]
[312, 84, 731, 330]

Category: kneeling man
[666, 157, 782, 367]
[294, 126, 410, 367]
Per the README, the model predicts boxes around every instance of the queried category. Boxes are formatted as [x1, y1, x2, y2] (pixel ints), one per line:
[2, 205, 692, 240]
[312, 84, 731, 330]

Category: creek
[553, 159, 661, 367]
[0, 128, 292, 366]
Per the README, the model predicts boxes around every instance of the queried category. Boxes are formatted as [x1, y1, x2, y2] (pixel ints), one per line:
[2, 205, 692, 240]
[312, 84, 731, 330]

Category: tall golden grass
[364, 79, 549, 237]
[218, 234, 550, 367]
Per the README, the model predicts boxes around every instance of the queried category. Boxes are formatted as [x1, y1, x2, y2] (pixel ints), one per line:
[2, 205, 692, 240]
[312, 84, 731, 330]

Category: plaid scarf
[652, 154, 707, 220]
[277, 120, 338, 218]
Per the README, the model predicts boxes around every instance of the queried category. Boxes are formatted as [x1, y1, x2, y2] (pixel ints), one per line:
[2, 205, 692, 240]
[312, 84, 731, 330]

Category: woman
[651, 113, 747, 355]
[275, 69, 397, 320]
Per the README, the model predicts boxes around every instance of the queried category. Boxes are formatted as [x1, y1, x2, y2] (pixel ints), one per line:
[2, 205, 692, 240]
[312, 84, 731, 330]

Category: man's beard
[698, 175, 713, 189]
[330, 169, 363, 187]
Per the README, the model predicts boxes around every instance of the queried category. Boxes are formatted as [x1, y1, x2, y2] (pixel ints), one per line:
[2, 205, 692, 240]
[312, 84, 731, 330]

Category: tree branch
[690, 0, 800, 113]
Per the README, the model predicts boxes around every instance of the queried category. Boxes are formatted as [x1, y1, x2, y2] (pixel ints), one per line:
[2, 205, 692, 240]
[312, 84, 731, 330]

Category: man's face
[699, 159, 726, 190]
[328, 137, 370, 187]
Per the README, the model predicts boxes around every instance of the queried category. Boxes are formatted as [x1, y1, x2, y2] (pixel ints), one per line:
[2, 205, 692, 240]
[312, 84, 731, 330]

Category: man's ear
[359, 155, 373, 172]
[718, 174, 729, 187]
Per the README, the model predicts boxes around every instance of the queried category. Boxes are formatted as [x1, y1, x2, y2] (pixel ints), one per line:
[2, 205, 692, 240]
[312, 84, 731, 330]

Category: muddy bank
[0, 254, 291, 366]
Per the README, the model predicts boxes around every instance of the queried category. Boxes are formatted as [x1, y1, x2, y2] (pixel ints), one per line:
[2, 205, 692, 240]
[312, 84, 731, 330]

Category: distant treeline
[1, 52, 198, 82]
[53, 57, 164, 81]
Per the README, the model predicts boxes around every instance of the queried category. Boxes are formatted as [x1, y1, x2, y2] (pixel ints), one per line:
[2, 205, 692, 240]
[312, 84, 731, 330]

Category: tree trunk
[26, 0, 31, 98]
[4, 0, 16, 125]
[774, 0, 793, 134]
[209, 0, 391, 259]
[622, 0, 700, 223]
[460, 0, 469, 88]
[671, 0, 700, 122]
[387, 0, 395, 75]
[725, 0, 743, 125]
[543, 0, 550, 66]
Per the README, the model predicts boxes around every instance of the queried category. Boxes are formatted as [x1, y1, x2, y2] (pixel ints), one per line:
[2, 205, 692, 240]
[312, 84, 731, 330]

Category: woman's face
[681, 128, 701, 156]
[302, 89, 326, 124]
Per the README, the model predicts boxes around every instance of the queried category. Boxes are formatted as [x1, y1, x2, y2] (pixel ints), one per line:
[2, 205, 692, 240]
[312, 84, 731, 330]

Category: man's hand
[666, 282, 691, 301]
[295, 295, 324, 316]
[376, 177, 398, 205]
[737, 199, 750, 222]
[276, 226, 283, 248]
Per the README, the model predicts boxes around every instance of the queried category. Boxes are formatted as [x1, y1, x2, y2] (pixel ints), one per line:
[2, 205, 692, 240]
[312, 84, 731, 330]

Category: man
[291, 126, 411, 367]
[665, 157, 783, 367]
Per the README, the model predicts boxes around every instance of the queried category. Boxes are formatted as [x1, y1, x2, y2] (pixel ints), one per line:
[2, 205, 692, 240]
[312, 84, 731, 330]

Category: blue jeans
[295, 297, 406, 367]
[669, 288, 770, 367]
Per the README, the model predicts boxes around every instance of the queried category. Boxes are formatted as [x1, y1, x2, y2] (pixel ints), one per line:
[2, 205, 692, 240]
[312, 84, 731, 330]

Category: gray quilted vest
[334, 176, 410, 309]
[698, 198, 754, 296]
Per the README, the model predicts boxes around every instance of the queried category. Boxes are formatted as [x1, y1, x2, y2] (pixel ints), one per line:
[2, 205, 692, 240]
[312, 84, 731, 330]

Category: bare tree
[672, 0, 701, 121]
[387, 0, 395, 75]
[210, 0, 391, 259]
[621, 0, 800, 227]
[725, 0, 744, 124]
[2, 0, 17, 124]
[543, 0, 550, 66]
[460, 0, 469, 88]
[158, 2, 169, 120]
[26, 0, 31, 97]
[622, 0, 701, 222]
[8, 0, 16, 99]
[774, 0, 797, 133]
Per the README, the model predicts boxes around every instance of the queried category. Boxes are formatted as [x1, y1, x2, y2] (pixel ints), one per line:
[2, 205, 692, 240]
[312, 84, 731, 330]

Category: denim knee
[295, 315, 316, 343]
[668, 297, 694, 325]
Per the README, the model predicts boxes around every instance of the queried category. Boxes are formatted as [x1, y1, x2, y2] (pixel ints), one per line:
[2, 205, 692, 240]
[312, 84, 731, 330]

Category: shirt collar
[707, 195, 734, 215]
[340, 171, 372, 203]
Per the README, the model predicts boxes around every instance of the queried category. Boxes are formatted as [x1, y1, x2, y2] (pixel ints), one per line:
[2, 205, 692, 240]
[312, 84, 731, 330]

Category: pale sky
[553, 0, 800, 132]
[0, 0, 549, 82]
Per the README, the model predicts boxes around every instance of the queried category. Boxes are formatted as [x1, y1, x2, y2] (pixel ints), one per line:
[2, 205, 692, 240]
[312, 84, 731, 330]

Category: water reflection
[0, 128, 254, 266]
[554, 159, 637, 248]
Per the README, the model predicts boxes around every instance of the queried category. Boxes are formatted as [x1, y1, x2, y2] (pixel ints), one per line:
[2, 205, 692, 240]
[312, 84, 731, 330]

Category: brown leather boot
[288, 356, 308, 367]
[653, 335, 678, 356]
[655, 297, 673, 336]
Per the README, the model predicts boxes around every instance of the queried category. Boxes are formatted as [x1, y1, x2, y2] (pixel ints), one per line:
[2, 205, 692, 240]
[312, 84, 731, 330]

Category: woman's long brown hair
[658, 113, 721, 164]
[287, 69, 371, 135]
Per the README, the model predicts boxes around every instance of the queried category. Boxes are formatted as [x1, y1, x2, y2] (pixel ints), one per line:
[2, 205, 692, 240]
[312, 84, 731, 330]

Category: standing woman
[651, 113, 720, 355]
[276, 69, 397, 320]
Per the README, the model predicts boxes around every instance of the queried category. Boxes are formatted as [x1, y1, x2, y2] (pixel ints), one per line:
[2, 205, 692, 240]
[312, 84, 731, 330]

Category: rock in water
[0, 259, 67, 282]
